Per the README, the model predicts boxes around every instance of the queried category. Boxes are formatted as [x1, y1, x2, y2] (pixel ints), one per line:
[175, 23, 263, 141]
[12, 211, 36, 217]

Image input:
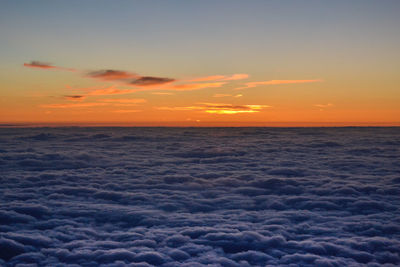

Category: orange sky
[1, 1, 399, 126]
[1, 62, 399, 126]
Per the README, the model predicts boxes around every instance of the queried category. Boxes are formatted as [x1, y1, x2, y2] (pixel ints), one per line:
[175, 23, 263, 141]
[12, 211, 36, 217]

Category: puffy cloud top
[0, 127, 399, 266]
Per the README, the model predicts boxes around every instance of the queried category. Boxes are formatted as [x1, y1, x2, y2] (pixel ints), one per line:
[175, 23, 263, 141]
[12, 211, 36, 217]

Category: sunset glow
[1, 2, 399, 265]
[1, 1, 399, 126]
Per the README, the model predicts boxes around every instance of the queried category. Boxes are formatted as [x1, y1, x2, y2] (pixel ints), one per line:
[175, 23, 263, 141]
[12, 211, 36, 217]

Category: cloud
[79, 81, 225, 95]
[213, 94, 243, 98]
[129, 76, 175, 86]
[237, 79, 323, 90]
[42, 97, 146, 110]
[86, 70, 139, 81]
[189, 74, 249, 82]
[189, 75, 226, 82]
[314, 103, 334, 108]
[24, 61, 57, 69]
[42, 97, 145, 110]
[86, 87, 137, 96]
[202, 103, 269, 114]
[64, 95, 86, 101]
[23, 61, 75, 71]
[87, 70, 175, 88]
[224, 73, 249, 81]
[23, 61, 249, 95]
[1, 128, 400, 265]
[167, 82, 226, 91]
[158, 103, 270, 114]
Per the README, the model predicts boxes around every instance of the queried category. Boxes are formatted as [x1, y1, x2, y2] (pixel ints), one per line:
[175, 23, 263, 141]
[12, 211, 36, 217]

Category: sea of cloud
[0, 127, 399, 266]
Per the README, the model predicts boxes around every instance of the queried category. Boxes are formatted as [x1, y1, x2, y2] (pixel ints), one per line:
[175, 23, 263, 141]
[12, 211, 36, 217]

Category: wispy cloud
[24, 61, 75, 71]
[62, 81, 225, 108]
[42, 97, 146, 109]
[87, 70, 175, 86]
[81, 81, 224, 93]
[86, 70, 138, 81]
[166, 82, 226, 91]
[237, 79, 323, 90]
[202, 103, 269, 114]
[157, 102, 270, 114]
[24, 61, 250, 96]
[213, 94, 243, 98]
[129, 76, 175, 86]
[24, 61, 56, 69]
[189, 74, 249, 82]
[64, 95, 86, 101]
[224, 74, 249, 81]
[314, 103, 333, 108]
[86, 87, 137, 96]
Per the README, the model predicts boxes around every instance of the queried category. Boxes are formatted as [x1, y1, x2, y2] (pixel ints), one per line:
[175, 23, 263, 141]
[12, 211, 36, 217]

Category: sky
[0, 0, 399, 126]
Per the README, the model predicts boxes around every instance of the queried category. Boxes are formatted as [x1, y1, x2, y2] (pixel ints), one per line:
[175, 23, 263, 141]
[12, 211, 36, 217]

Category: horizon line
[1, 121, 400, 128]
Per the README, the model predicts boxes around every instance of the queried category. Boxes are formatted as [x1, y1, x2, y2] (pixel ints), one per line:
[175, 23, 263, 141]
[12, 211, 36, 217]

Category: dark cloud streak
[87, 69, 176, 87]
[23, 61, 57, 69]
[129, 76, 175, 86]
[86, 69, 139, 81]
[64, 95, 85, 101]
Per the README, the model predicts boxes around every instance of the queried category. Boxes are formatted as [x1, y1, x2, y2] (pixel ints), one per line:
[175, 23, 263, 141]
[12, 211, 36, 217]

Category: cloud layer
[1, 127, 399, 266]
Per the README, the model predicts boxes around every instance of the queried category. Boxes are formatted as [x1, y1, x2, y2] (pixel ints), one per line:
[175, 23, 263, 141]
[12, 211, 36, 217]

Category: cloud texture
[158, 103, 269, 114]
[0, 127, 399, 266]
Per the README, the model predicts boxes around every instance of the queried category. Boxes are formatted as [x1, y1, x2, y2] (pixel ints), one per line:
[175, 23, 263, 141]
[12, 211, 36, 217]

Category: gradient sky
[1, 0, 399, 126]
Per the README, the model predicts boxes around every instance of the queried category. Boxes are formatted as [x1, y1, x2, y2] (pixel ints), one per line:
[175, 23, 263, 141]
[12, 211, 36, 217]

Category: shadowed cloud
[64, 95, 86, 101]
[87, 70, 139, 81]
[24, 61, 75, 71]
[87, 70, 175, 87]
[129, 76, 175, 86]
[24, 61, 56, 69]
